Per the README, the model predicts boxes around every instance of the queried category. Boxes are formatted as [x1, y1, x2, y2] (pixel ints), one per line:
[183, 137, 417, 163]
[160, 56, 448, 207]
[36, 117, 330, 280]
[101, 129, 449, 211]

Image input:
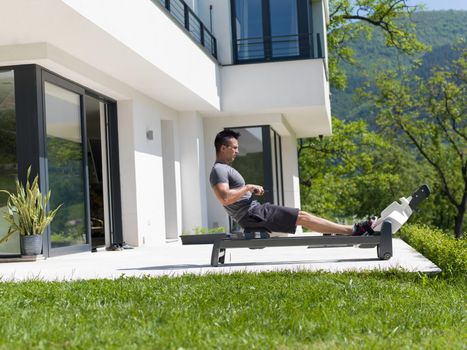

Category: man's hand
[212, 183, 264, 206]
[247, 184, 264, 196]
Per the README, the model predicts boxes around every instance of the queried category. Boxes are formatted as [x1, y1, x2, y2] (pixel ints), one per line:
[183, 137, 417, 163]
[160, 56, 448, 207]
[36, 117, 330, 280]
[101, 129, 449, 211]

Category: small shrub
[399, 224, 466, 278]
[190, 226, 226, 235]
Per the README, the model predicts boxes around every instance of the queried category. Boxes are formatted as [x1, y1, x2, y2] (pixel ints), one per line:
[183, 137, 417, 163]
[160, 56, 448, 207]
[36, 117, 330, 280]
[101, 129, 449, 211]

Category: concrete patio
[0, 238, 440, 281]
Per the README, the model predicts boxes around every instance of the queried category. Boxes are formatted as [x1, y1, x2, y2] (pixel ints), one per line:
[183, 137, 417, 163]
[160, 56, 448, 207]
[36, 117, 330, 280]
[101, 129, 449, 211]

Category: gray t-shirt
[209, 162, 253, 223]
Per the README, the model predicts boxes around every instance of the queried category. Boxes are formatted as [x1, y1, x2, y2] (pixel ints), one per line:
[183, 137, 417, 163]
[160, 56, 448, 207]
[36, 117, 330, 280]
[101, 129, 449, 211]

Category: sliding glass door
[0, 65, 122, 257]
[44, 80, 89, 250]
[85, 95, 109, 249]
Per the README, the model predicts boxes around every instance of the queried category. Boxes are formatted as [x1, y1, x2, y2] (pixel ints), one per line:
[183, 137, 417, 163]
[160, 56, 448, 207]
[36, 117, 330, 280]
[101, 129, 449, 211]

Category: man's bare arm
[212, 183, 264, 206]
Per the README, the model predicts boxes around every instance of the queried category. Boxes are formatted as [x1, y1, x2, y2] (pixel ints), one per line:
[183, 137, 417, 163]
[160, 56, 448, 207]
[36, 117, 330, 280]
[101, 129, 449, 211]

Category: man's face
[222, 138, 239, 163]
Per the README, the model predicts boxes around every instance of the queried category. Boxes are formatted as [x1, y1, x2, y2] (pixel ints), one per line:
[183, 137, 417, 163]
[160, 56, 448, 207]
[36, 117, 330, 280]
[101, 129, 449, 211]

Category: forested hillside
[331, 10, 467, 121]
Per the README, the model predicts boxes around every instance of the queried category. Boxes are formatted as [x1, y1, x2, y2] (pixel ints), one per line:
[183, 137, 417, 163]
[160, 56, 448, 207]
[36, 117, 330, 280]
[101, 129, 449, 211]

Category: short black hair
[214, 129, 240, 152]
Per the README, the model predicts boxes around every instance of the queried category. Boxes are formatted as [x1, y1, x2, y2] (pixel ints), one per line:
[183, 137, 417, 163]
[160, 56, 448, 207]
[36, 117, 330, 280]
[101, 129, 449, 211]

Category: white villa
[0, 0, 331, 257]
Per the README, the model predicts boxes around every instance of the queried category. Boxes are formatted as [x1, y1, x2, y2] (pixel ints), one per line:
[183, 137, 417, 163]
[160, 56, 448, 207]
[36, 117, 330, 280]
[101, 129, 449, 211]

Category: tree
[367, 47, 466, 238]
[328, 0, 427, 89]
[298, 118, 429, 222]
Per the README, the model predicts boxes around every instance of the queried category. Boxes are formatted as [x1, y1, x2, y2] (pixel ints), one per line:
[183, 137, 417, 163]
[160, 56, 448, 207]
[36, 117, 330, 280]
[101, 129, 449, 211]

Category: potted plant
[0, 167, 61, 256]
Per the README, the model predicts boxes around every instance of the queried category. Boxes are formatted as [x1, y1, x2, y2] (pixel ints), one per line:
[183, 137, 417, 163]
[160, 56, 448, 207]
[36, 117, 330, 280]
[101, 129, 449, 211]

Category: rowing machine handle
[409, 184, 431, 210]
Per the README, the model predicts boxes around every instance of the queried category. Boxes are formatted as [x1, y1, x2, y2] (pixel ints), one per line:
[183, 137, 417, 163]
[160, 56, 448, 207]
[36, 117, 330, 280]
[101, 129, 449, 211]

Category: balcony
[230, 0, 327, 65]
[220, 59, 331, 138]
[235, 33, 324, 63]
[154, 0, 217, 59]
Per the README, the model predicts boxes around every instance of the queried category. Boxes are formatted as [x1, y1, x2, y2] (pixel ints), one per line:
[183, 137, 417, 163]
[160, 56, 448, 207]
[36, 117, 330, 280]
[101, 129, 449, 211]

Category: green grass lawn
[0, 272, 465, 349]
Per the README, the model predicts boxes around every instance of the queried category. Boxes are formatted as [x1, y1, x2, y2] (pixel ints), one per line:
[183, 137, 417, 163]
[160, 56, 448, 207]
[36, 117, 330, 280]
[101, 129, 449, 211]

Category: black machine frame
[209, 221, 394, 267]
[182, 185, 430, 267]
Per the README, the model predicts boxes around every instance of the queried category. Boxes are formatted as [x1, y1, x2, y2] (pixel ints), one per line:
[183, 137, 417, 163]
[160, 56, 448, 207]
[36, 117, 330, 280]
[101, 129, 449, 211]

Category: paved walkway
[0, 238, 440, 281]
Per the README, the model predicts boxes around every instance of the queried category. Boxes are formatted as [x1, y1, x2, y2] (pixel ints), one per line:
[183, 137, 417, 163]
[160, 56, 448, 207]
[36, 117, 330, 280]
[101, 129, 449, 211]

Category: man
[209, 129, 375, 236]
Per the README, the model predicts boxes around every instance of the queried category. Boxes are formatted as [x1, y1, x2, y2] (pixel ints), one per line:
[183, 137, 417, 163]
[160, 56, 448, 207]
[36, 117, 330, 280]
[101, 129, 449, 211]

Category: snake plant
[0, 167, 61, 244]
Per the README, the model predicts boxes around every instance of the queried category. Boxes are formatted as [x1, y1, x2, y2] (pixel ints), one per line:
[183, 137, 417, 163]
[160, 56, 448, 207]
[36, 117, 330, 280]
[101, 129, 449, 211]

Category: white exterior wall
[312, 0, 329, 62]
[198, 0, 233, 65]
[221, 59, 331, 137]
[0, 0, 220, 112]
[179, 112, 209, 234]
[117, 101, 139, 246]
[60, 0, 220, 110]
[118, 93, 181, 247]
[281, 136, 301, 209]
[161, 119, 183, 240]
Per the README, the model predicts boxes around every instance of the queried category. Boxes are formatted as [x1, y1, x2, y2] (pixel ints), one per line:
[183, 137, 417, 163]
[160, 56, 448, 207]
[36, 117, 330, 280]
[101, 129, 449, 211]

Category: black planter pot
[20, 235, 43, 256]
[180, 233, 226, 245]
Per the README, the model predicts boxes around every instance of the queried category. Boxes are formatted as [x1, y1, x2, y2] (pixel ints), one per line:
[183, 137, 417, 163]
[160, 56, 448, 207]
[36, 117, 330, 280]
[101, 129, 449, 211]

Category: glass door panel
[0, 70, 20, 254]
[228, 126, 264, 232]
[270, 129, 284, 206]
[230, 127, 265, 198]
[85, 95, 107, 249]
[269, 0, 299, 57]
[44, 82, 87, 248]
[234, 0, 264, 60]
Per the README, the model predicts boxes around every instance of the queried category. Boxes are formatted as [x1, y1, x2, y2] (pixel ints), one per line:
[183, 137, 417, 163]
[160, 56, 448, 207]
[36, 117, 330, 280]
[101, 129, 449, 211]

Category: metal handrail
[154, 0, 217, 59]
[236, 33, 324, 61]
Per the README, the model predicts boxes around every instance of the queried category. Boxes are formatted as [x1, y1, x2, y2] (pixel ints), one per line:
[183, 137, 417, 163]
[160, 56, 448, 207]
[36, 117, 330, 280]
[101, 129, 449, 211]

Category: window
[0, 70, 19, 255]
[234, 0, 264, 60]
[231, 0, 312, 63]
[0, 65, 122, 257]
[230, 127, 265, 200]
[228, 126, 283, 230]
[269, 0, 299, 57]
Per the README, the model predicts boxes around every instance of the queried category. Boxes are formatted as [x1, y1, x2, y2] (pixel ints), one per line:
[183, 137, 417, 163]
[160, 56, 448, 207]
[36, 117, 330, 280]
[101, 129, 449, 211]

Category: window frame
[0, 64, 123, 257]
[230, 0, 313, 64]
[225, 125, 284, 231]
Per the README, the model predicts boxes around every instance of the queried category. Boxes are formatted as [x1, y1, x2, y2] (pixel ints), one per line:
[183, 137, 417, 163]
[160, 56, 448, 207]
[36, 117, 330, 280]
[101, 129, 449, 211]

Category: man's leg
[296, 211, 353, 235]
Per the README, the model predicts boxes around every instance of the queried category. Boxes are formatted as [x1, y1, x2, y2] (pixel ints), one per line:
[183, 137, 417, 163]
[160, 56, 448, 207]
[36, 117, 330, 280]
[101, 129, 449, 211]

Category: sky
[407, 0, 467, 11]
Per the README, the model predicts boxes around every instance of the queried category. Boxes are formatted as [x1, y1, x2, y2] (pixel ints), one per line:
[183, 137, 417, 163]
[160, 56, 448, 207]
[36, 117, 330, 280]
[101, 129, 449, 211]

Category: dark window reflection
[86, 95, 106, 249]
[228, 126, 283, 230]
[230, 127, 265, 200]
[235, 0, 265, 60]
[270, 0, 299, 57]
[0, 70, 20, 254]
[233, 0, 310, 62]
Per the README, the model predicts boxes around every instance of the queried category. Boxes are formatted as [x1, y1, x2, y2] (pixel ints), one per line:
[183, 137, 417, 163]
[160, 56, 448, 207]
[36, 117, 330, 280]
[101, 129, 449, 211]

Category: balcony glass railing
[235, 33, 324, 63]
[154, 0, 217, 60]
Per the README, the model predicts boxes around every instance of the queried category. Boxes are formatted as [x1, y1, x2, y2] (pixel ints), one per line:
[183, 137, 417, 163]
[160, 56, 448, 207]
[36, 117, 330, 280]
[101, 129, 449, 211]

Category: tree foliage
[331, 10, 467, 122]
[328, 0, 427, 89]
[365, 46, 466, 238]
[301, 3, 465, 237]
[298, 118, 431, 223]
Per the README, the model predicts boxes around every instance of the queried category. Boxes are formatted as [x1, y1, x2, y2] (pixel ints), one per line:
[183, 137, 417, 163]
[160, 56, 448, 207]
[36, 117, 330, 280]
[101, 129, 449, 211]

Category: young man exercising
[209, 129, 375, 236]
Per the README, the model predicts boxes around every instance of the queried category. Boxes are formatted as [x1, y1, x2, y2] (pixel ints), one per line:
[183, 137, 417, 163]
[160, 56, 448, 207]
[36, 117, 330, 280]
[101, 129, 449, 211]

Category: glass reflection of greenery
[0, 71, 20, 254]
[233, 152, 265, 203]
[47, 136, 86, 246]
[50, 227, 85, 247]
[0, 76, 17, 206]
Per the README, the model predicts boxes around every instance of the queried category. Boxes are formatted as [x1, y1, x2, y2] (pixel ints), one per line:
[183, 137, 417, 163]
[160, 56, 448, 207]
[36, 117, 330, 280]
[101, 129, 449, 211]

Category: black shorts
[238, 202, 299, 234]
